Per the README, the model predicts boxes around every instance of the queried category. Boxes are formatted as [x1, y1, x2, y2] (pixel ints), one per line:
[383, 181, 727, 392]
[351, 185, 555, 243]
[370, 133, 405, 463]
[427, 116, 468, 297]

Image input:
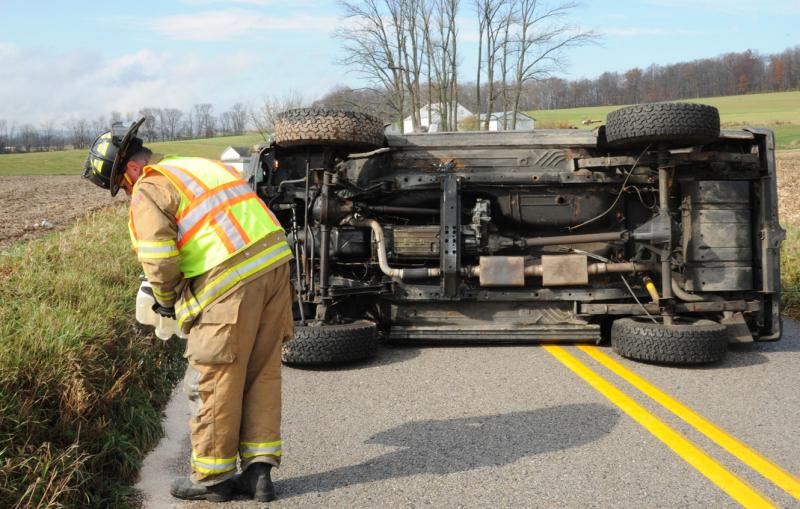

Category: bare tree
[138, 108, 160, 141]
[250, 92, 306, 140]
[509, 0, 595, 128]
[157, 108, 183, 140]
[474, 2, 486, 128]
[19, 124, 37, 152]
[193, 104, 215, 138]
[400, 0, 425, 130]
[182, 109, 195, 139]
[229, 103, 249, 135]
[337, 0, 407, 131]
[446, 0, 460, 130]
[39, 121, 55, 151]
[219, 112, 233, 136]
[499, 2, 516, 129]
[421, 0, 460, 131]
[421, 0, 436, 127]
[67, 118, 91, 149]
[0, 120, 8, 152]
[314, 85, 395, 119]
[91, 116, 106, 138]
[475, 0, 509, 130]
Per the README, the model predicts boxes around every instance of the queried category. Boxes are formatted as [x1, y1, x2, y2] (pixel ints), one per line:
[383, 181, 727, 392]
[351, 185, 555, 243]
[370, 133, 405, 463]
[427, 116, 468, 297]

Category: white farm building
[403, 103, 474, 133]
[486, 111, 535, 131]
[220, 145, 254, 177]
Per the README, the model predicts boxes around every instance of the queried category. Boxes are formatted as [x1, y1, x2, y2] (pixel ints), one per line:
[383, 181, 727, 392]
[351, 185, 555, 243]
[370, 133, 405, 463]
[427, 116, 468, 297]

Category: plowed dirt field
[776, 151, 800, 226]
[1, 152, 798, 253]
[0, 176, 125, 251]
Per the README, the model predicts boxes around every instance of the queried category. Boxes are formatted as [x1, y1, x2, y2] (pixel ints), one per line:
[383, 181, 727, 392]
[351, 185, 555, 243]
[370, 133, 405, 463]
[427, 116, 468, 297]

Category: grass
[0, 205, 185, 508]
[527, 90, 800, 150]
[781, 224, 800, 320]
[774, 124, 800, 150]
[0, 133, 266, 176]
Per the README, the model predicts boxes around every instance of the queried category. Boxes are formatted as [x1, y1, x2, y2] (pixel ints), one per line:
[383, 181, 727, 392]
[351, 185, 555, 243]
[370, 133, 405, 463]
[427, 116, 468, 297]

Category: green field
[0, 133, 266, 176]
[527, 91, 800, 149]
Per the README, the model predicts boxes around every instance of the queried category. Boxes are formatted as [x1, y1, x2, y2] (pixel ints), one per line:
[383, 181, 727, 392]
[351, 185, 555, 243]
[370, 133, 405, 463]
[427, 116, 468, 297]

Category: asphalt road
[135, 320, 800, 508]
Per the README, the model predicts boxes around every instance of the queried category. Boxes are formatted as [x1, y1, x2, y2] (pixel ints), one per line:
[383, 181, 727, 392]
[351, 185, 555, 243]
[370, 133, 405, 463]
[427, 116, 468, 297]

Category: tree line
[521, 46, 800, 110]
[0, 103, 249, 154]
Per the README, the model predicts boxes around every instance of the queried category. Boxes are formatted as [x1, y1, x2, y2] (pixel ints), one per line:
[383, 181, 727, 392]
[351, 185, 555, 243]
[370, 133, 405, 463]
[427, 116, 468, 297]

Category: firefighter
[82, 119, 293, 503]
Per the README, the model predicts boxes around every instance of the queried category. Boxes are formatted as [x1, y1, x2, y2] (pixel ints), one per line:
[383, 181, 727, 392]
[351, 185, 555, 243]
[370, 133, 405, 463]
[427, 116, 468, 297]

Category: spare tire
[282, 320, 378, 367]
[611, 316, 727, 365]
[274, 108, 385, 149]
[605, 102, 720, 148]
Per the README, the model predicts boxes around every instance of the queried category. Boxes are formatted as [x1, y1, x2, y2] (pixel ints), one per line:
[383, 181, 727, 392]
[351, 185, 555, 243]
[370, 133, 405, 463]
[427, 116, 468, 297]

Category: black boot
[170, 476, 234, 502]
[239, 463, 276, 502]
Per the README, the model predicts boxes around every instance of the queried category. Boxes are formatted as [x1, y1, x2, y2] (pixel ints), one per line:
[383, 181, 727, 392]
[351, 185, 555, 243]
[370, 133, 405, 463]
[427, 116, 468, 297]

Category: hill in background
[527, 90, 800, 150]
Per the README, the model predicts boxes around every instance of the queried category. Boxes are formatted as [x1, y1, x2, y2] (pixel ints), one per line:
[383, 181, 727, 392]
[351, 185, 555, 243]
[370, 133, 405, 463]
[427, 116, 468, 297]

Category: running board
[388, 324, 600, 343]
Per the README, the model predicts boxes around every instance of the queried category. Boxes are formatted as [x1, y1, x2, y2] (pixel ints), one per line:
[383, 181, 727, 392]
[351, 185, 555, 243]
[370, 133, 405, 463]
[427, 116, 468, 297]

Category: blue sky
[0, 0, 797, 123]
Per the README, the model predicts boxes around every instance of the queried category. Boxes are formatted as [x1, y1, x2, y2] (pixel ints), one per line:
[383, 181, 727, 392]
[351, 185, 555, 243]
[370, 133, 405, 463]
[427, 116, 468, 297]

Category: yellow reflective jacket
[129, 156, 292, 330]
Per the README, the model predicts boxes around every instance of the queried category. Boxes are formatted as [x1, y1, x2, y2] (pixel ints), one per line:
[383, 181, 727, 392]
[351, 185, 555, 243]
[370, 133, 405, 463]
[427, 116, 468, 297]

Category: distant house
[220, 145, 253, 177]
[403, 103, 474, 133]
[384, 123, 403, 135]
[487, 111, 535, 131]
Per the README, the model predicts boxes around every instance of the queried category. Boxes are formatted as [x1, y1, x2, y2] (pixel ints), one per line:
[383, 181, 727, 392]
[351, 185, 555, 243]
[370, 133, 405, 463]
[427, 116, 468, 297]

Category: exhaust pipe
[354, 219, 441, 280]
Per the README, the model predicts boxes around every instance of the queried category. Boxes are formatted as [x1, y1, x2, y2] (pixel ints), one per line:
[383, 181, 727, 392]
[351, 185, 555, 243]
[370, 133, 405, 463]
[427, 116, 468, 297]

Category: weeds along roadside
[781, 224, 800, 320]
[0, 204, 185, 508]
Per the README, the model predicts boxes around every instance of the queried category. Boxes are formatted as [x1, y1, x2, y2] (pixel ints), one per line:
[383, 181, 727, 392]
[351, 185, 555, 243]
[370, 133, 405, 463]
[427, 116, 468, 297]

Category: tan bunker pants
[183, 262, 293, 485]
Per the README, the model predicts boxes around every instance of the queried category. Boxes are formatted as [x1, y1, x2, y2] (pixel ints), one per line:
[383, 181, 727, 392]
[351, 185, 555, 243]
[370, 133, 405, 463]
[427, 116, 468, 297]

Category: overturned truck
[251, 104, 784, 366]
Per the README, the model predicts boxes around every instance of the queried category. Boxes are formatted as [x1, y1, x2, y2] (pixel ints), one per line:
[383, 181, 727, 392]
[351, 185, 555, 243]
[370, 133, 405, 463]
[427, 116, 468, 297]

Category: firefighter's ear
[126, 159, 144, 172]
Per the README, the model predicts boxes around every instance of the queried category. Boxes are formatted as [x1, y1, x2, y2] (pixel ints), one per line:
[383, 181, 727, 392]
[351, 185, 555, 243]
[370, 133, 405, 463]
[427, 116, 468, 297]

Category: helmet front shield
[109, 117, 146, 197]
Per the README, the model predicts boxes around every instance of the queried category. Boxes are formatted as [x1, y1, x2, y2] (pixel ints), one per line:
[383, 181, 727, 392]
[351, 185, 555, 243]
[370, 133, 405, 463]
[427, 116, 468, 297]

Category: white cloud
[0, 43, 260, 124]
[151, 7, 339, 41]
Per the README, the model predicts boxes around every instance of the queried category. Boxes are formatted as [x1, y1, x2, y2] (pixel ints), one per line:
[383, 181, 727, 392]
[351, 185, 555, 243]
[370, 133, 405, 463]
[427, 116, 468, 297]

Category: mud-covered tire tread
[274, 108, 385, 149]
[611, 317, 727, 364]
[281, 320, 377, 366]
[605, 102, 720, 148]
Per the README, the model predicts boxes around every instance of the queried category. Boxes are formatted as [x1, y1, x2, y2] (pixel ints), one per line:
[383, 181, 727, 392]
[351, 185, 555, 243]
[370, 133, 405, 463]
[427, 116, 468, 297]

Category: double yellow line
[544, 345, 800, 509]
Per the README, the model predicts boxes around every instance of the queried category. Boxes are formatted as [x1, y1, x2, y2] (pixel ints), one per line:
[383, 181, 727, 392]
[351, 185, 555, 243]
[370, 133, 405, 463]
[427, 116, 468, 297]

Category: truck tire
[611, 317, 727, 365]
[274, 108, 385, 149]
[281, 320, 378, 366]
[605, 102, 720, 148]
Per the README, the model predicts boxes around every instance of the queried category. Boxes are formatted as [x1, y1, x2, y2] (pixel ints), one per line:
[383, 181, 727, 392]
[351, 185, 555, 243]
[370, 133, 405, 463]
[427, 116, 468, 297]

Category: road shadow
[675, 346, 771, 370]
[276, 403, 619, 499]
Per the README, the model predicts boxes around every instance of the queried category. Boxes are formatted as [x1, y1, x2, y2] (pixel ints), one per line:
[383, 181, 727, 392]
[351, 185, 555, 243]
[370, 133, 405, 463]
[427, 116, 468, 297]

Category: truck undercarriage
[249, 104, 784, 366]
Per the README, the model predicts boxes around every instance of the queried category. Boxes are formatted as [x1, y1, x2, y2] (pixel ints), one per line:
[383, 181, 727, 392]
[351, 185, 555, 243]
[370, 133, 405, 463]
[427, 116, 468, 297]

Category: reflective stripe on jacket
[175, 238, 293, 330]
[129, 156, 285, 278]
